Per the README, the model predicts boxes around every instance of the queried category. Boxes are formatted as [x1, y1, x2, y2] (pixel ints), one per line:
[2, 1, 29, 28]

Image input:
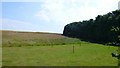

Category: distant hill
[2, 30, 81, 47]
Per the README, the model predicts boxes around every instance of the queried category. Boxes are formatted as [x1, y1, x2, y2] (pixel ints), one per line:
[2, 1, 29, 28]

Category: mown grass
[3, 43, 118, 66]
[2, 30, 118, 66]
[118, 46, 120, 67]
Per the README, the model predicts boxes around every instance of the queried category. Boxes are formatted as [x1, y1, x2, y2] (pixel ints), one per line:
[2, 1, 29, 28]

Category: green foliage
[63, 10, 120, 45]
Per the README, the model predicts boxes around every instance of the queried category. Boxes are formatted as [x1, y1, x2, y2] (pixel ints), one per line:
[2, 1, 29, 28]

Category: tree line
[63, 10, 120, 45]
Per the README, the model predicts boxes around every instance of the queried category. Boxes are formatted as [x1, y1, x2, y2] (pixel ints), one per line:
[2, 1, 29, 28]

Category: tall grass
[2, 31, 82, 47]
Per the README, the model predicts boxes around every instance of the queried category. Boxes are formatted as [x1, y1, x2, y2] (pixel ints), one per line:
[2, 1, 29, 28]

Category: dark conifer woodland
[63, 10, 120, 45]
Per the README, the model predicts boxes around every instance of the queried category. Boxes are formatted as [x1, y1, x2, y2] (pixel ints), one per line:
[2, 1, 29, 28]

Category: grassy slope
[2, 30, 81, 47]
[2, 30, 118, 66]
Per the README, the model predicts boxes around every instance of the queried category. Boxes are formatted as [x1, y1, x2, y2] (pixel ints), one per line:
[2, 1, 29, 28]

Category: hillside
[2, 30, 81, 47]
[2, 30, 118, 66]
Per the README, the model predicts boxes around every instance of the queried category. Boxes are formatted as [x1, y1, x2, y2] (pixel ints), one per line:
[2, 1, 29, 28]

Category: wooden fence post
[73, 45, 74, 54]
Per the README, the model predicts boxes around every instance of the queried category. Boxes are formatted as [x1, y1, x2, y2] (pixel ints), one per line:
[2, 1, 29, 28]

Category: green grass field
[3, 44, 118, 66]
[2, 30, 118, 66]
[118, 47, 120, 67]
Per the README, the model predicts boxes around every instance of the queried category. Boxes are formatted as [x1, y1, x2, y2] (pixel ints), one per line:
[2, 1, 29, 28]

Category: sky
[1, 0, 120, 33]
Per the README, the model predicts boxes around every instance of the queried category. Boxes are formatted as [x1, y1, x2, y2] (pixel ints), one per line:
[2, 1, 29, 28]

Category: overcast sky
[1, 0, 120, 33]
